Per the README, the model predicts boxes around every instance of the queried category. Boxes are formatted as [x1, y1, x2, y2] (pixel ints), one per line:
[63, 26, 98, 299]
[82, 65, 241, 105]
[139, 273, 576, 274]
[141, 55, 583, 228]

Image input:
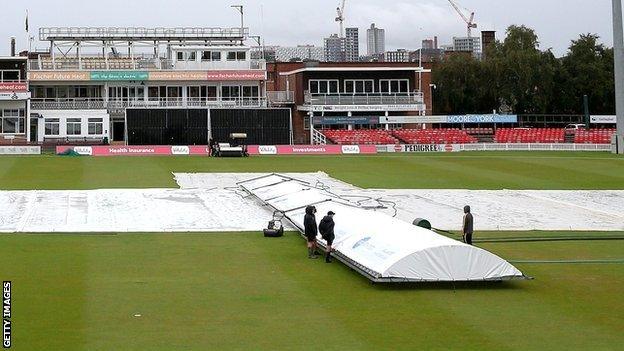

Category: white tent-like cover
[240, 174, 527, 283]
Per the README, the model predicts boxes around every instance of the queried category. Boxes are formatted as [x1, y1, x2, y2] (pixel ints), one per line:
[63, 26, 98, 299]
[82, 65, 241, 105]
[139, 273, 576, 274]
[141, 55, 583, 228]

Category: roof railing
[39, 27, 249, 41]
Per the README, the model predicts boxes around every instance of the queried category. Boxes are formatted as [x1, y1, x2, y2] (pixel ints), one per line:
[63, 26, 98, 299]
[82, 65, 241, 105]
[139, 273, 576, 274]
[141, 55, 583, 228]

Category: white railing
[172, 60, 266, 71]
[29, 58, 266, 71]
[312, 128, 327, 145]
[31, 99, 106, 110]
[31, 98, 267, 110]
[377, 143, 612, 153]
[266, 91, 295, 105]
[305, 92, 424, 106]
[460, 143, 612, 152]
[40, 27, 249, 41]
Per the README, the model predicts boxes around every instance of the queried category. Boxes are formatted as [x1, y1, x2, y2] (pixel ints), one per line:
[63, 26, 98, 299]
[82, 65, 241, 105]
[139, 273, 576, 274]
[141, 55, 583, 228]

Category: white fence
[0, 146, 41, 155]
[377, 143, 612, 153]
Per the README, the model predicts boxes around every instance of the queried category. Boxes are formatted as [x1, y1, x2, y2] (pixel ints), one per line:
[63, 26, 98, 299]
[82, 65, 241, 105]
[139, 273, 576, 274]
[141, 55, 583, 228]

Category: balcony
[301, 92, 425, 112]
[28, 58, 266, 71]
[305, 92, 424, 106]
[266, 91, 295, 105]
[31, 98, 267, 110]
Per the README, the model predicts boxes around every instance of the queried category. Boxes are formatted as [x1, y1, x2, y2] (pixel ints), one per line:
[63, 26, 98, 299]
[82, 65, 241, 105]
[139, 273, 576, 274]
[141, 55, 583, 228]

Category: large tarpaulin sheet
[239, 174, 526, 282]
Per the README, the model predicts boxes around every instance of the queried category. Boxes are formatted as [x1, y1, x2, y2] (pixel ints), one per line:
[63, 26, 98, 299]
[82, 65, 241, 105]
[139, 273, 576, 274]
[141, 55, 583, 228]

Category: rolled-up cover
[240, 174, 527, 283]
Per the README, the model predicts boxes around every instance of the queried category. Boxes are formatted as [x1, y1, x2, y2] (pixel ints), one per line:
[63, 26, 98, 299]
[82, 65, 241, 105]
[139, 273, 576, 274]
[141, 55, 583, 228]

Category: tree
[560, 34, 614, 114]
[432, 26, 615, 116]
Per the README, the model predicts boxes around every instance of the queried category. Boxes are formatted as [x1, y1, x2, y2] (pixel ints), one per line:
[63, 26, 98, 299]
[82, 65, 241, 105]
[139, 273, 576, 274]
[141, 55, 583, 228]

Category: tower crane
[335, 0, 346, 37]
[447, 0, 477, 37]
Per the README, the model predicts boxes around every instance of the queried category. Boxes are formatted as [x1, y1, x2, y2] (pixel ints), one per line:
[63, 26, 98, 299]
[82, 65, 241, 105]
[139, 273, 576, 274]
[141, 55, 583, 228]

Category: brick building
[266, 62, 432, 144]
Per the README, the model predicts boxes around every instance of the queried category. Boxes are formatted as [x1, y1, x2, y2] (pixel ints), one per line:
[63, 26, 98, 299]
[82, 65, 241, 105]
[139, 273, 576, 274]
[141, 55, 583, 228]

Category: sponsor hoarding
[306, 104, 426, 112]
[248, 145, 377, 155]
[257, 145, 278, 155]
[205, 70, 266, 81]
[590, 115, 617, 124]
[0, 92, 31, 100]
[0, 82, 28, 92]
[379, 116, 447, 124]
[56, 145, 210, 156]
[91, 71, 149, 81]
[313, 116, 379, 125]
[396, 144, 460, 153]
[29, 71, 91, 81]
[309, 114, 518, 125]
[149, 71, 209, 81]
[30, 70, 265, 82]
[445, 114, 518, 124]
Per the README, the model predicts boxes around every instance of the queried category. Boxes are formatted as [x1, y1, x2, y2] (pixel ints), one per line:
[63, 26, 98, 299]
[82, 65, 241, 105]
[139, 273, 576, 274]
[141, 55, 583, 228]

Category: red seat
[574, 129, 616, 144]
[495, 128, 565, 143]
[391, 129, 478, 144]
[321, 129, 400, 145]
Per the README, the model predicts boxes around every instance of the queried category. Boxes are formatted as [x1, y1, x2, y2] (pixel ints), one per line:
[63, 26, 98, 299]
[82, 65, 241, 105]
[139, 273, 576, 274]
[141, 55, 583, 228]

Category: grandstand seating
[574, 129, 617, 144]
[321, 128, 613, 145]
[392, 129, 478, 144]
[464, 128, 494, 136]
[495, 128, 565, 143]
[321, 129, 400, 145]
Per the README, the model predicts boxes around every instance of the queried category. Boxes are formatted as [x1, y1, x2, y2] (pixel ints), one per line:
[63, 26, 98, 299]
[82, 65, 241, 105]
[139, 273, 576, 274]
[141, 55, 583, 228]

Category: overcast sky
[0, 0, 618, 57]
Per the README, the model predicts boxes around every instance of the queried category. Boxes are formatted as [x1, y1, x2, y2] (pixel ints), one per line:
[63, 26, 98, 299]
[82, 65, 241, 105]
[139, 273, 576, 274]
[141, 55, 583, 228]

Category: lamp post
[429, 83, 437, 116]
[613, 0, 624, 153]
[231, 5, 244, 39]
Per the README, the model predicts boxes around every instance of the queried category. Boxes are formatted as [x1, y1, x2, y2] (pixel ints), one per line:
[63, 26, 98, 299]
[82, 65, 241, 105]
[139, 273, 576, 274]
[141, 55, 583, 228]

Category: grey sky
[0, 0, 618, 56]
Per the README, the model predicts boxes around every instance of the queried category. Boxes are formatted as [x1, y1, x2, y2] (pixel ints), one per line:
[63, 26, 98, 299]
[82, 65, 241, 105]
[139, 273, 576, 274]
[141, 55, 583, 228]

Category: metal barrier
[31, 98, 268, 110]
[305, 92, 424, 106]
[40, 27, 249, 41]
[29, 58, 265, 71]
[266, 91, 295, 105]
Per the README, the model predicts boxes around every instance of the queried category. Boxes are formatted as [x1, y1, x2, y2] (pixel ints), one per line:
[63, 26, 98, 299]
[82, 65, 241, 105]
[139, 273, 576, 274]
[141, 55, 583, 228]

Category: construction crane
[335, 0, 346, 37]
[447, 0, 477, 37]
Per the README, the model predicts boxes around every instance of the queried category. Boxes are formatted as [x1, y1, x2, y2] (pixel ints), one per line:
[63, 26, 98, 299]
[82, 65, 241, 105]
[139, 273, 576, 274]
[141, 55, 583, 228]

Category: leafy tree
[432, 27, 616, 116]
[560, 34, 614, 114]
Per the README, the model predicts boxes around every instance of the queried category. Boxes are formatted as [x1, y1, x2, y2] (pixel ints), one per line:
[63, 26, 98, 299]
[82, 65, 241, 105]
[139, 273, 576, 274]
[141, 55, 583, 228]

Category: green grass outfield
[0, 152, 623, 350]
[0, 151, 623, 190]
[1, 232, 622, 351]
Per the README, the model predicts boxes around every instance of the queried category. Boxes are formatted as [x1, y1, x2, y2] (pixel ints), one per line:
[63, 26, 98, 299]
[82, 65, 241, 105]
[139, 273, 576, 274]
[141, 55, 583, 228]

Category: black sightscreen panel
[126, 109, 208, 145]
[210, 109, 290, 145]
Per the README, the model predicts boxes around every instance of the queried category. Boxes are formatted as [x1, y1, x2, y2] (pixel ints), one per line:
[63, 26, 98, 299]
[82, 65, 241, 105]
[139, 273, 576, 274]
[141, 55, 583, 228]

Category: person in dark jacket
[462, 205, 474, 245]
[303, 205, 319, 259]
[319, 211, 336, 263]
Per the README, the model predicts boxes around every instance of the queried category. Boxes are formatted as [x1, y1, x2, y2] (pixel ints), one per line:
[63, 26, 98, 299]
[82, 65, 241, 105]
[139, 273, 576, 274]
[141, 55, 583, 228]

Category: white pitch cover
[240, 174, 526, 282]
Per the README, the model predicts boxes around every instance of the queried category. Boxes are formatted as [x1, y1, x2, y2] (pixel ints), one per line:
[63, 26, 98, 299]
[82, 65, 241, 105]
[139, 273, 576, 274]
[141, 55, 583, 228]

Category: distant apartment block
[277, 46, 325, 62]
[384, 49, 410, 63]
[324, 34, 346, 62]
[367, 23, 385, 56]
[452, 37, 481, 56]
[345, 28, 360, 62]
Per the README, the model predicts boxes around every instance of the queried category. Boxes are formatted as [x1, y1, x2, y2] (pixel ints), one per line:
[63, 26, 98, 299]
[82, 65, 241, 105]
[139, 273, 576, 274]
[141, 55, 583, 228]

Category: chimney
[434, 36, 438, 49]
[10, 37, 16, 56]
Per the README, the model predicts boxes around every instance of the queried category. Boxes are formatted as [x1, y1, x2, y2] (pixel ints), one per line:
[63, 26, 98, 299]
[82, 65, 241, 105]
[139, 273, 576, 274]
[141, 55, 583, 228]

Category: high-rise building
[366, 23, 385, 56]
[481, 31, 496, 58]
[384, 49, 410, 63]
[276, 45, 325, 62]
[421, 37, 438, 50]
[345, 28, 360, 62]
[324, 34, 346, 62]
[452, 37, 481, 56]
